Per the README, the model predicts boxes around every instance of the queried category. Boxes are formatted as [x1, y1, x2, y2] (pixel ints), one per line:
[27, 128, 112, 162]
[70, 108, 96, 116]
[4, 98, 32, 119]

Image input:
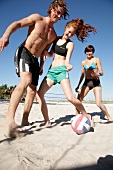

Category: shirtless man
[0, 0, 69, 137]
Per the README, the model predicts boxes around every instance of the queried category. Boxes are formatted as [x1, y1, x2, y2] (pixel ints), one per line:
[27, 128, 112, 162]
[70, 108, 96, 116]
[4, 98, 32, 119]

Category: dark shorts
[14, 45, 39, 86]
[83, 78, 101, 90]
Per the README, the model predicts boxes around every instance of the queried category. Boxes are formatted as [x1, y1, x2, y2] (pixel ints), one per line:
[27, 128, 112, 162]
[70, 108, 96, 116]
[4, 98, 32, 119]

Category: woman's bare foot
[21, 118, 30, 126]
[40, 121, 52, 127]
[21, 121, 33, 126]
[86, 114, 94, 128]
[21, 116, 34, 126]
[108, 117, 113, 122]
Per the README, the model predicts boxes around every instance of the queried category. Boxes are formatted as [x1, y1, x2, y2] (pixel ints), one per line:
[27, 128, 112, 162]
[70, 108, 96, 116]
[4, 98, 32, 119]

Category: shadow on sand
[0, 111, 111, 142]
[59, 155, 113, 170]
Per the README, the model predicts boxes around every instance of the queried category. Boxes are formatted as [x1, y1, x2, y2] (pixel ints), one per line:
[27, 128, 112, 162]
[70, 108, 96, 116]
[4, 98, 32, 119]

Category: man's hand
[0, 37, 9, 51]
[39, 67, 43, 75]
[43, 50, 48, 57]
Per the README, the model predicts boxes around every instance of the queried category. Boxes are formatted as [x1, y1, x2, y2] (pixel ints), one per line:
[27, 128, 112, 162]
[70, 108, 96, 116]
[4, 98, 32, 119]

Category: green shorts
[46, 65, 69, 84]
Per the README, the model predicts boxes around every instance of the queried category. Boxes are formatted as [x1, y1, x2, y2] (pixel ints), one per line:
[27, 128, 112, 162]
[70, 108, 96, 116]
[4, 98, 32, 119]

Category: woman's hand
[91, 72, 99, 78]
[75, 86, 79, 92]
[66, 64, 73, 71]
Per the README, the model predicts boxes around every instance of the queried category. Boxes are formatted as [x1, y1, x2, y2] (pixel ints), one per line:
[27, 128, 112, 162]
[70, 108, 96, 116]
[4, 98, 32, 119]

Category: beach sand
[0, 100, 113, 170]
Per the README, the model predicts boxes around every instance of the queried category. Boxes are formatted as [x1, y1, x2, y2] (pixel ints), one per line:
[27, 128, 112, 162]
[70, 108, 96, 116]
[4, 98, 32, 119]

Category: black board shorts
[14, 45, 39, 86]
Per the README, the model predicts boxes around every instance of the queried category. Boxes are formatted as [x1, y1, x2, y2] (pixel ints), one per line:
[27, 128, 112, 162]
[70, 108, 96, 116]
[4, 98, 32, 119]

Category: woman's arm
[91, 57, 103, 78]
[75, 62, 85, 92]
[65, 41, 74, 71]
[96, 57, 103, 76]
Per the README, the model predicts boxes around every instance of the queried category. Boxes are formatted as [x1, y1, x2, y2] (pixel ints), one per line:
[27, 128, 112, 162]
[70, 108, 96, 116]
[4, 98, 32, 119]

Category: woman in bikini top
[83, 54, 101, 80]
[75, 45, 113, 122]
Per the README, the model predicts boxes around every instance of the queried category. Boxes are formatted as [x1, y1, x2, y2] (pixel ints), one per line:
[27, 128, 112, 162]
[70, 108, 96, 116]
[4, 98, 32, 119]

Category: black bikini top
[52, 37, 71, 57]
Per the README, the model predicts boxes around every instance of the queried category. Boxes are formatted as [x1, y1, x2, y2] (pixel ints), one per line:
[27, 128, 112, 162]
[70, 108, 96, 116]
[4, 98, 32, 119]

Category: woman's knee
[66, 95, 75, 103]
[37, 90, 45, 100]
[67, 96, 81, 106]
[96, 101, 102, 108]
[77, 94, 83, 101]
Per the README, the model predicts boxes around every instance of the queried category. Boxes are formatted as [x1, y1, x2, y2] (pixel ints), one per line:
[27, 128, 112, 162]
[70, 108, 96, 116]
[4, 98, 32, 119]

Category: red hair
[65, 18, 97, 42]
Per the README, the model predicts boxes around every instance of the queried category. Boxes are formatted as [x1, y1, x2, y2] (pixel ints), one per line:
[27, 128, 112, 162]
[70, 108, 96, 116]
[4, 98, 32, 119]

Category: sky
[0, 0, 113, 101]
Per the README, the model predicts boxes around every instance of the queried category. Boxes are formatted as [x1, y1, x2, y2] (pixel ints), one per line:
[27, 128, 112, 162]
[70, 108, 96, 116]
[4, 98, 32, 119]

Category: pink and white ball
[71, 114, 91, 135]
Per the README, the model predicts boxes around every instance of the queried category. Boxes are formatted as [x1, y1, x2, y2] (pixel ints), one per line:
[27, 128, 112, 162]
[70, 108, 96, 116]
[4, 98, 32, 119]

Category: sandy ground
[0, 100, 113, 170]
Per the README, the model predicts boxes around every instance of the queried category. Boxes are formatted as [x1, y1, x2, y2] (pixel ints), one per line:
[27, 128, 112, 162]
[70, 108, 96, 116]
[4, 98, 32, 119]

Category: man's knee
[19, 79, 32, 90]
[27, 87, 36, 97]
[20, 73, 32, 87]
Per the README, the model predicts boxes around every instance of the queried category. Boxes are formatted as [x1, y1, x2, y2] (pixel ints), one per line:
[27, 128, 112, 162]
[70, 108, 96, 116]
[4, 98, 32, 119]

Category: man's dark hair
[48, 0, 69, 20]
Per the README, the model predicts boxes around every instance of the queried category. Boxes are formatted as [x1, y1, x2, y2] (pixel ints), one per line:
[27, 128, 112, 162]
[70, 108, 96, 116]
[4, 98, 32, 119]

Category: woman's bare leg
[93, 86, 113, 121]
[60, 79, 91, 120]
[36, 77, 54, 126]
[76, 85, 90, 114]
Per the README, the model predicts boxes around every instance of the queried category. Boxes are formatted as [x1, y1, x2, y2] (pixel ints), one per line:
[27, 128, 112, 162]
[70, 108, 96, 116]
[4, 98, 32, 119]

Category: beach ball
[71, 114, 91, 135]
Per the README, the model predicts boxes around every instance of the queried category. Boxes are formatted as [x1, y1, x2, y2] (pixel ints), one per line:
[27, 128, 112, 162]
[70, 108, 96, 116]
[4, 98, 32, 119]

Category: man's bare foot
[4, 122, 26, 138]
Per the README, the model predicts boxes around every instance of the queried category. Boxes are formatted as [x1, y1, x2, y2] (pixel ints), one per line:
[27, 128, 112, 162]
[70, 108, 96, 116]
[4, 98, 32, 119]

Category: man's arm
[0, 14, 41, 51]
[39, 35, 57, 75]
